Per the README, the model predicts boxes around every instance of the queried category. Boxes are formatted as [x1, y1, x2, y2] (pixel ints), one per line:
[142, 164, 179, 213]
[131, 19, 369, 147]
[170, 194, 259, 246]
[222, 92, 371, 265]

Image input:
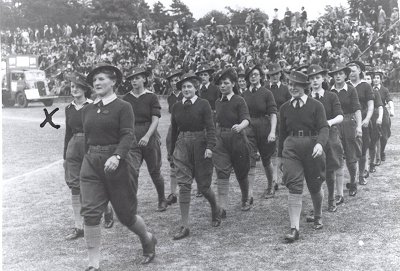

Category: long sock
[248, 167, 255, 198]
[202, 187, 218, 212]
[237, 177, 249, 203]
[288, 193, 302, 230]
[272, 157, 281, 184]
[179, 184, 191, 227]
[359, 155, 366, 178]
[376, 141, 381, 162]
[326, 171, 335, 206]
[84, 225, 101, 269]
[335, 162, 344, 196]
[380, 137, 387, 157]
[217, 178, 229, 209]
[152, 174, 166, 202]
[128, 215, 151, 245]
[348, 161, 357, 185]
[170, 166, 178, 195]
[310, 188, 324, 218]
[264, 162, 274, 189]
[71, 194, 83, 229]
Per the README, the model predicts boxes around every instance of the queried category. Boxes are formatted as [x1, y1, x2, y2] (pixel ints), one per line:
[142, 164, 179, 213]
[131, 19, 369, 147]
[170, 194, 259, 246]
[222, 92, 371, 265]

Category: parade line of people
[63, 59, 394, 271]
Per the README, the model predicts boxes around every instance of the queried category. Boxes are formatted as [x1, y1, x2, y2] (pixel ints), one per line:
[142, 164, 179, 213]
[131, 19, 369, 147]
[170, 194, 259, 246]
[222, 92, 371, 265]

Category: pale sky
[146, 0, 350, 20]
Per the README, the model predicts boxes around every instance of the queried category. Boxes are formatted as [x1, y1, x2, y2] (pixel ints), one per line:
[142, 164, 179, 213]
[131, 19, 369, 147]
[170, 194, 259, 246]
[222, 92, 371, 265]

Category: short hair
[182, 78, 200, 90]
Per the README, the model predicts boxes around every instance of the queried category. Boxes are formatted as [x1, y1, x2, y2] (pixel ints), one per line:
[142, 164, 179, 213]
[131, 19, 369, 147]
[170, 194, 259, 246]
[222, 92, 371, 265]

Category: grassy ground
[2, 100, 400, 271]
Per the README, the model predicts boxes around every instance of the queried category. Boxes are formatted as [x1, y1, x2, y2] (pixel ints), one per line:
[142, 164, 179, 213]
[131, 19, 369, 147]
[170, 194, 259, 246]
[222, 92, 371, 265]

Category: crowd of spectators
[2, 5, 400, 95]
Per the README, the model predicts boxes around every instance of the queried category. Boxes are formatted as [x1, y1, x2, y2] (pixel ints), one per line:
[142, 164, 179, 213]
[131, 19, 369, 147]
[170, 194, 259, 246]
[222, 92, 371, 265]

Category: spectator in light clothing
[377, 5, 387, 32]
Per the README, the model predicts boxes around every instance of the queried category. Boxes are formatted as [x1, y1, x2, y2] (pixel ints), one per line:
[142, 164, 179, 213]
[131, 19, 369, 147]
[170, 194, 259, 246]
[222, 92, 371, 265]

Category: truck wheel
[42, 99, 54, 107]
[16, 92, 29, 107]
[2, 98, 15, 107]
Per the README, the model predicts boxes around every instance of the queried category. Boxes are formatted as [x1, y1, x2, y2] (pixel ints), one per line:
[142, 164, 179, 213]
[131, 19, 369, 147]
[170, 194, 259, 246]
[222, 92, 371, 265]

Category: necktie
[184, 99, 192, 108]
[221, 96, 228, 102]
[252, 87, 258, 93]
[374, 87, 379, 92]
[293, 98, 301, 109]
[201, 85, 207, 92]
[315, 93, 320, 100]
[271, 84, 278, 89]
[96, 100, 103, 113]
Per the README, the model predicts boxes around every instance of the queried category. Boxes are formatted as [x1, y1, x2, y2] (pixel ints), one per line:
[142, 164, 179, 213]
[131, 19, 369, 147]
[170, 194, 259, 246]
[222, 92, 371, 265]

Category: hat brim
[328, 67, 350, 77]
[266, 69, 282, 75]
[68, 77, 92, 90]
[195, 68, 215, 75]
[126, 70, 150, 80]
[176, 75, 201, 90]
[166, 71, 183, 80]
[286, 74, 310, 85]
[87, 65, 123, 87]
[346, 61, 365, 72]
[308, 69, 328, 77]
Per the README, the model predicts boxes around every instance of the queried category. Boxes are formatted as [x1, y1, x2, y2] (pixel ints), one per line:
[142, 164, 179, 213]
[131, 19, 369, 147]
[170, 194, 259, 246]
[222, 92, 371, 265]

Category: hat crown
[289, 71, 309, 83]
[307, 64, 325, 75]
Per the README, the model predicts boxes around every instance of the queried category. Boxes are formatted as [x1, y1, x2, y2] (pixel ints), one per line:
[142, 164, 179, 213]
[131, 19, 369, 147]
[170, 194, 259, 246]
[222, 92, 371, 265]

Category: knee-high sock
[248, 167, 255, 198]
[128, 215, 151, 245]
[84, 225, 101, 269]
[359, 155, 366, 177]
[71, 194, 83, 229]
[151, 174, 166, 202]
[179, 184, 191, 227]
[237, 177, 249, 203]
[217, 178, 229, 209]
[376, 141, 381, 161]
[264, 162, 274, 188]
[326, 171, 335, 205]
[170, 166, 178, 195]
[202, 187, 218, 213]
[380, 137, 387, 157]
[335, 162, 344, 196]
[310, 188, 324, 218]
[347, 161, 357, 185]
[288, 193, 303, 230]
[369, 142, 377, 166]
[272, 157, 281, 184]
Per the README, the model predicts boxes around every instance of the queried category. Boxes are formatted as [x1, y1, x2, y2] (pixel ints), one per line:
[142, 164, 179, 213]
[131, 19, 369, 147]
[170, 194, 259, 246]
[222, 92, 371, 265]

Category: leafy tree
[169, 0, 193, 22]
[226, 7, 268, 26]
[348, 0, 398, 23]
[197, 10, 230, 27]
[151, 1, 171, 29]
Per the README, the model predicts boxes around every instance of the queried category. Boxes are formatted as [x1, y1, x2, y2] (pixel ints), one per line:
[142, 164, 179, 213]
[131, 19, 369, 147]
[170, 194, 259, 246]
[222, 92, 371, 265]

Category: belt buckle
[298, 130, 304, 137]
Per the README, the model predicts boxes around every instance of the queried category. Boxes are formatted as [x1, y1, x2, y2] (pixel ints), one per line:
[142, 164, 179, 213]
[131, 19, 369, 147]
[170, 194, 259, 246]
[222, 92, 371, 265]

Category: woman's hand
[312, 143, 323, 158]
[356, 126, 363, 137]
[204, 148, 213, 159]
[231, 124, 243, 133]
[267, 132, 276, 143]
[104, 155, 120, 173]
[138, 135, 150, 147]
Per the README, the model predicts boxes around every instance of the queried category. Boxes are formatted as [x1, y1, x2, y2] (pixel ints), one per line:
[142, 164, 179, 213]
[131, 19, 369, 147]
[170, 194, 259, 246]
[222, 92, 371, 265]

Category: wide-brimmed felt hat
[286, 71, 310, 85]
[266, 63, 282, 75]
[166, 69, 183, 81]
[87, 63, 122, 87]
[307, 64, 328, 77]
[214, 67, 238, 85]
[67, 72, 92, 90]
[126, 67, 151, 80]
[346, 60, 365, 72]
[195, 64, 215, 75]
[328, 63, 350, 77]
[368, 69, 384, 78]
[245, 64, 264, 80]
[237, 70, 246, 78]
[296, 64, 309, 73]
[176, 73, 201, 90]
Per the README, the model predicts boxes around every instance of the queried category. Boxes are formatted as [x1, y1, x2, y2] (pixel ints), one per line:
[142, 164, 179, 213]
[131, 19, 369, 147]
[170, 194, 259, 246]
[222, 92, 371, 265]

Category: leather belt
[289, 130, 318, 137]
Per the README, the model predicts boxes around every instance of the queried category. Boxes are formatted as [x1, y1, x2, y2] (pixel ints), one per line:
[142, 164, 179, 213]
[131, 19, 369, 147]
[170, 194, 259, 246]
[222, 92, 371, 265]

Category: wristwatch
[115, 154, 121, 160]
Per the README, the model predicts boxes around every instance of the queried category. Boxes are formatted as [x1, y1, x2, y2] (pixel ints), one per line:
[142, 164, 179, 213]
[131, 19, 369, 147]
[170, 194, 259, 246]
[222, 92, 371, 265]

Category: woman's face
[218, 78, 234, 96]
[238, 77, 247, 89]
[170, 75, 180, 91]
[373, 74, 381, 86]
[333, 71, 347, 84]
[130, 74, 146, 89]
[349, 65, 361, 82]
[309, 74, 324, 90]
[181, 81, 197, 99]
[288, 81, 306, 98]
[70, 82, 85, 99]
[198, 72, 210, 85]
[249, 68, 261, 85]
[365, 75, 372, 85]
[269, 72, 281, 84]
[92, 72, 115, 97]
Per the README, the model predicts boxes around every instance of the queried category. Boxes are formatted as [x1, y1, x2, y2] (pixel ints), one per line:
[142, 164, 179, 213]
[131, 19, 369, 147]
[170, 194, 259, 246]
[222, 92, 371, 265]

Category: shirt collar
[71, 98, 92, 110]
[93, 93, 117, 105]
[311, 88, 325, 98]
[270, 81, 281, 88]
[171, 90, 181, 97]
[182, 95, 198, 104]
[331, 83, 348, 92]
[129, 89, 152, 98]
[349, 80, 366, 88]
[249, 83, 262, 92]
[290, 94, 308, 104]
[202, 82, 210, 88]
[221, 92, 234, 101]
[374, 84, 381, 90]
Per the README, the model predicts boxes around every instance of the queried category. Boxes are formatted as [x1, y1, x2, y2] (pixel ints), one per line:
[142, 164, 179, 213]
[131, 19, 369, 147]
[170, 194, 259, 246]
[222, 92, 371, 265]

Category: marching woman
[367, 71, 383, 173]
[213, 68, 252, 215]
[123, 68, 168, 212]
[237, 71, 247, 95]
[307, 65, 343, 212]
[278, 71, 329, 243]
[165, 69, 183, 205]
[195, 64, 220, 113]
[80, 64, 157, 270]
[63, 73, 114, 241]
[242, 65, 278, 201]
[329, 64, 362, 200]
[170, 73, 222, 240]
[372, 70, 394, 163]
[346, 61, 374, 187]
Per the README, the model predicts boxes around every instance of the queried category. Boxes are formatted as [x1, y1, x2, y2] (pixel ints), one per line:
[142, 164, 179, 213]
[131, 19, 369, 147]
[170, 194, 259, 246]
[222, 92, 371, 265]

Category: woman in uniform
[213, 68, 252, 215]
[237, 71, 247, 95]
[123, 68, 168, 212]
[307, 65, 343, 213]
[346, 61, 374, 188]
[278, 70, 329, 243]
[242, 65, 277, 201]
[165, 69, 183, 205]
[63, 73, 114, 241]
[170, 73, 222, 240]
[80, 64, 157, 270]
[329, 64, 362, 201]
[372, 70, 394, 164]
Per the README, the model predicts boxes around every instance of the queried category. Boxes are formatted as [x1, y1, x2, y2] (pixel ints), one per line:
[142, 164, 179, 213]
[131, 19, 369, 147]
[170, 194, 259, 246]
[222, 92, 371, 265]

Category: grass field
[2, 99, 400, 271]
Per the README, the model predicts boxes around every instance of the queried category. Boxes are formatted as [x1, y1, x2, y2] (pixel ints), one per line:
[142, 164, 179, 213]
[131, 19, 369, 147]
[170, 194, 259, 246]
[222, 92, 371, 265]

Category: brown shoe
[212, 207, 223, 227]
[141, 234, 157, 264]
[284, 228, 299, 243]
[103, 208, 114, 229]
[66, 228, 84, 240]
[173, 226, 190, 240]
[157, 199, 168, 212]
[313, 217, 323, 230]
[263, 187, 275, 199]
